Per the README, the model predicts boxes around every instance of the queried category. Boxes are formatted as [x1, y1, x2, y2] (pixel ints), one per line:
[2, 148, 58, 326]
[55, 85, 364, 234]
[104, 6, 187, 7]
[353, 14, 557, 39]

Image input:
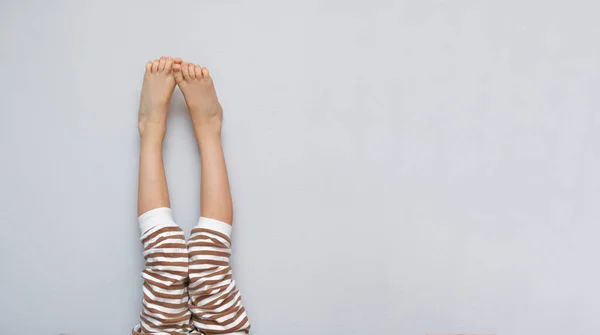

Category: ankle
[194, 121, 221, 140]
[139, 124, 166, 145]
[195, 125, 221, 145]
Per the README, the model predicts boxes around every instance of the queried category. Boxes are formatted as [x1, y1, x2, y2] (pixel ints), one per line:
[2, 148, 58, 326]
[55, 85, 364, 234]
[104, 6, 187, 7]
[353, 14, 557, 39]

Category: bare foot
[138, 56, 176, 139]
[173, 60, 223, 136]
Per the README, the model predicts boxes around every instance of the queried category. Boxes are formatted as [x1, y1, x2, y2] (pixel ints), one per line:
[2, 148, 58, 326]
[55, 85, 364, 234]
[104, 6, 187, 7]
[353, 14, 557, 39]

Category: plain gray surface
[1, 0, 599, 334]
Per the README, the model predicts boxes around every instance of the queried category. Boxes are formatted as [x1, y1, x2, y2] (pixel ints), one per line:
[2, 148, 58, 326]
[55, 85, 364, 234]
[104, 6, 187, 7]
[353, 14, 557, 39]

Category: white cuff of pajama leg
[138, 207, 177, 235]
[196, 216, 233, 238]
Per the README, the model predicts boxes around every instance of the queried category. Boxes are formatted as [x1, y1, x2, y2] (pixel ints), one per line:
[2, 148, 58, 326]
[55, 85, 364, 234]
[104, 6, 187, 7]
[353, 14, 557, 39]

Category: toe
[188, 63, 196, 79]
[151, 60, 159, 73]
[165, 57, 174, 73]
[181, 62, 191, 80]
[201, 67, 210, 77]
[158, 57, 166, 71]
[173, 64, 184, 84]
[145, 61, 153, 73]
[174, 58, 183, 65]
[194, 65, 202, 78]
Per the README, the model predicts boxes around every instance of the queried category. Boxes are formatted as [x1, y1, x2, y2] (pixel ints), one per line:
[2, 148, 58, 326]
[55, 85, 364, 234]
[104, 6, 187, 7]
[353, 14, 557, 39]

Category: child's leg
[133, 57, 192, 335]
[174, 62, 251, 334]
[138, 56, 176, 216]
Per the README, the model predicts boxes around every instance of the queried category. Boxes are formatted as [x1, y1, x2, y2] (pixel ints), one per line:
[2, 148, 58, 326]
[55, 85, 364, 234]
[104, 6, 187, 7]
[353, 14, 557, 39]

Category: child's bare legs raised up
[134, 57, 192, 335]
[174, 61, 251, 333]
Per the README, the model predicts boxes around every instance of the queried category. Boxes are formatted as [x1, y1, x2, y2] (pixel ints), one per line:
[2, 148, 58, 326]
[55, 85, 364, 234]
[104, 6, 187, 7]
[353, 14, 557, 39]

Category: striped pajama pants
[132, 208, 250, 335]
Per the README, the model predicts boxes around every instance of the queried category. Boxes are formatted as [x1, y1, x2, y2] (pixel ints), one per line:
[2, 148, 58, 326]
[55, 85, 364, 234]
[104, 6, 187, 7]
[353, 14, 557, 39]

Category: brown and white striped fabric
[133, 208, 250, 335]
[188, 218, 251, 334]
[133, 208, 192, 335]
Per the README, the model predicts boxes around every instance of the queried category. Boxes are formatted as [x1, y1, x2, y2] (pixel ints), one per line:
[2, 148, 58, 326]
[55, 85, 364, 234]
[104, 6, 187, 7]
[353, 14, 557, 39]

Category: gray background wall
[1, 0, 599, 334]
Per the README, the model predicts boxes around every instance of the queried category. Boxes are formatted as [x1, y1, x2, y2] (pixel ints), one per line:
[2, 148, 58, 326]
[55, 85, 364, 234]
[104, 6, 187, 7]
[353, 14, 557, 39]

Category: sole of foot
[138, 56, 176, 139]
[173, 60, 223, 136]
